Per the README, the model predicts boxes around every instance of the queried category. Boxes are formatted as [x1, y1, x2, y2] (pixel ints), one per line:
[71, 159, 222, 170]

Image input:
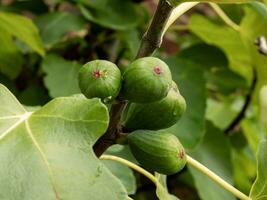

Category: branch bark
[224, 68, 257, 134]
[136, 0, 173, 58]
[93, 0, 174, 157]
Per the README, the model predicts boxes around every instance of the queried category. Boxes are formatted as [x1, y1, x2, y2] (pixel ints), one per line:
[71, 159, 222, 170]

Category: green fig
[78, 60, 121, 102]
[122, 82, 186, 131]
[128, 130, 187, 175]
[121, 57, 172, 103]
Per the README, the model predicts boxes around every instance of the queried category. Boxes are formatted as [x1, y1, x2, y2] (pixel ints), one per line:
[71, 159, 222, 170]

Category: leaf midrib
[0, 112, 32, 140]
[24, 119, 60, 200]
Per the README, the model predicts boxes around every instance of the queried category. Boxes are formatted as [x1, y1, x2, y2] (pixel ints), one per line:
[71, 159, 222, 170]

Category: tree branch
[93, 0, 174, 157]
[94, 101, 127, 157]
[224, 67, 257, 134]
[136, 0, 174, 58]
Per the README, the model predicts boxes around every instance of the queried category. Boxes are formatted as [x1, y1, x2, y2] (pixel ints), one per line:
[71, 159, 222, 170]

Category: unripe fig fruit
[121, 57, 172, 103]
[78, 60, 121, 102]
[122, 81, 186, 131]
[128, 130, 187, 175]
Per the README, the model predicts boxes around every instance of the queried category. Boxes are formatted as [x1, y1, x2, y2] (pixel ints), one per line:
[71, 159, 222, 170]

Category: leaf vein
[25, 119, 60, 200]
[0, 112, 32, 141]
[32, 114, 106, 124]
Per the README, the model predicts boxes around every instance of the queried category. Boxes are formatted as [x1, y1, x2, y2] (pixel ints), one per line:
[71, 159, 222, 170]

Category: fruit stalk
[100, 155, 158, 185]
[209, 3, 240, 32]
[186, 155, 251, 200]
[93, 0, 174, 157]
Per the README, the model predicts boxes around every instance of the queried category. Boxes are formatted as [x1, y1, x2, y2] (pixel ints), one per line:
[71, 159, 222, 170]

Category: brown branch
[136, 0, 173, 58]
[224, 67, 257, 134]
[94, 101, 127, 157]
[93, 0, 174, 157]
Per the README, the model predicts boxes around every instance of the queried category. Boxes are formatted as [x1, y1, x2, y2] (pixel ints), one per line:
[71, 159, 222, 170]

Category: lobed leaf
[0, 84, 127, 200]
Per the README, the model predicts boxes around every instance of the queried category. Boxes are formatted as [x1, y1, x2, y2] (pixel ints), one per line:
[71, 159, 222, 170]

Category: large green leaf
[178, 44, 228, 70]
[0, 84, 128, 200]
[250, 140, 267, 200]
[179, 44, 247, 95]
[0, 30, 23, 79]
[79, 0, 139, 30]
[188, 14, 252, 82]
[240, 6, 267, 96]
[0, 12, 45, 56]
[188, 121, 236, 200]
[165, 57, 206, 149]
[35, 12, 87, 46]
[41, 54, 81, 98]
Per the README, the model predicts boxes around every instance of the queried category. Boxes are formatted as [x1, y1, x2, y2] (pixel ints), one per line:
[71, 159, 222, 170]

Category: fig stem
[186, 155, 251, 200]
[209, 3, 240, 32]
[100, 155, 158, 185]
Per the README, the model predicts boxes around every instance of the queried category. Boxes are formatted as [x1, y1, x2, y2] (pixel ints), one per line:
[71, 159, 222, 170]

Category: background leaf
[102, 160, 137, 195]
[0, 30, 23, 79]
[79, 0, 139, 30]
[0, 12, 45, 56]
[259, 86, 267, 123]
[155, 173, 180, 200]
[249, 140, 267, 200]
[41, 54, 81, 98]
[188, 14, 252, 82]
[35, 12, 87, 46]
[179, 43, 247, 95]
[188, 121, 236, 200]
[165, 57, 206, 149]
[240, 6, 267, 96]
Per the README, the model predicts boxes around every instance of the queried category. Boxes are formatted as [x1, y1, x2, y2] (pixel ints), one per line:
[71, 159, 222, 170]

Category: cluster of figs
[79, 57, 187, 175]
